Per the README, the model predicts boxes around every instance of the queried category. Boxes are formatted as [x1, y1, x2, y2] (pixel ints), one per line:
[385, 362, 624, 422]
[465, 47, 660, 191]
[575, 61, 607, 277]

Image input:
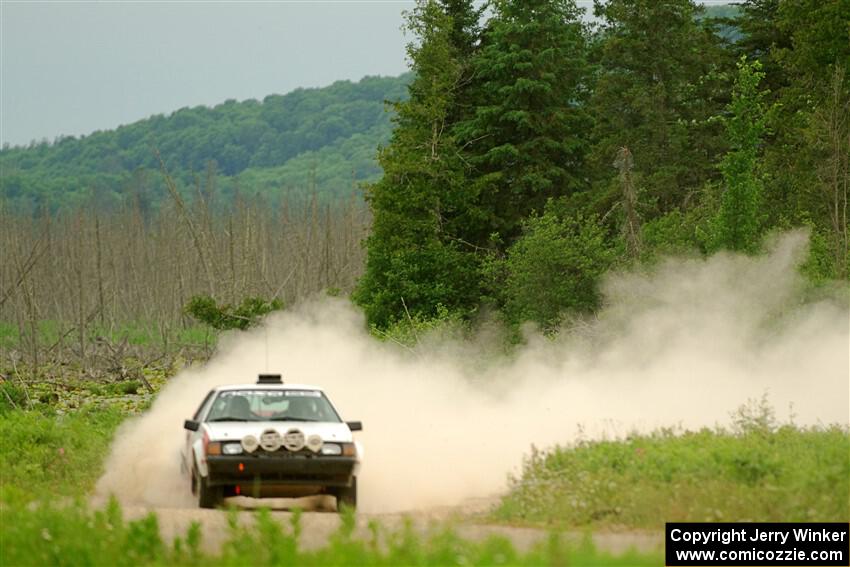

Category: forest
[0, 0, 846, 384]
[355, 0, 849, 330]
[1, 1, 848, 564]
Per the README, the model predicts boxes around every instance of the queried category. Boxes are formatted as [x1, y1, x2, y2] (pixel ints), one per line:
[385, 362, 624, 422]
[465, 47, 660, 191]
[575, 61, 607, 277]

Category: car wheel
[195, 468, 221, 509]
[335, 476, 357, 512]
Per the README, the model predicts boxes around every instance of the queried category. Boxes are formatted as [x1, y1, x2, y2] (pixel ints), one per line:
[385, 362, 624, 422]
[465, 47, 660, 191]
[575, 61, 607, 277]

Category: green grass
[0, 406, 126, 500]
[0, 321, 16, 349]
[0, 406, 663, 565]
[495, 419, 850, 529]
[0, 320, 213, 350]
[3, 393, 844, 564]
[0, 501, 662, 566]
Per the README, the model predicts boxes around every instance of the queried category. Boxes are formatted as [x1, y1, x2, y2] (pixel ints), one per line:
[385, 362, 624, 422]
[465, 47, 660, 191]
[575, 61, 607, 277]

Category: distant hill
[1, 74, 411, 212]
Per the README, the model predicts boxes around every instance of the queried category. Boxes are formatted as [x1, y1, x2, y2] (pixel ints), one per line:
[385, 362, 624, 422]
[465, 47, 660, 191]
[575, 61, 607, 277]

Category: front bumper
[205, 454, 357, 488]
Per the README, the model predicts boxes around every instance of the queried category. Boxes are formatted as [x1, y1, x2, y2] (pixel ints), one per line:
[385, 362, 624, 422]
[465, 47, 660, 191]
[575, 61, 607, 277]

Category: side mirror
[346, 421, 363, 432]
[184, 419, 200, 431]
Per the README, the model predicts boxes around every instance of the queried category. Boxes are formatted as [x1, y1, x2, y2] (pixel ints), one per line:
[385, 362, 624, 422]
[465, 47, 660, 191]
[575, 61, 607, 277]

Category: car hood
[204, 421, 354, 444]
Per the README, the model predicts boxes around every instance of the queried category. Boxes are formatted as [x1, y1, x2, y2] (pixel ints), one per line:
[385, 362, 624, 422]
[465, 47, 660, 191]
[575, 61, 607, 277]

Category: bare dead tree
[614, 146, 642, 259]
[0, 185, 370, 378]
[155, 148, 217, 296]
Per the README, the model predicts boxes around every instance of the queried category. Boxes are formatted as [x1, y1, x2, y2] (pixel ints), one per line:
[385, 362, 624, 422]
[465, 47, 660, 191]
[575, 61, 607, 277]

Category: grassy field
[495, 403, 850, 529]
[0, 320, 213, 351]
[0, 406, 126, 500]
[1, 392, 846, 565]
[0, 405, 663, 566]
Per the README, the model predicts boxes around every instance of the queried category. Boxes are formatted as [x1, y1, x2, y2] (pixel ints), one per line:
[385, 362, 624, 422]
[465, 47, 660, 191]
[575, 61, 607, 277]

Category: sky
[1, 1, 414, 147]
[1, 0, 731, 148]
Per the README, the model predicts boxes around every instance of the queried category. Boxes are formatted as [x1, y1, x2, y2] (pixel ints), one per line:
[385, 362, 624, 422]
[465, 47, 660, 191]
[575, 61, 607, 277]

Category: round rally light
[259, 429, 282, 452]
[282, 428, 306, 452]
[241, 435, 259, 453]
[306, 434, 323, 453]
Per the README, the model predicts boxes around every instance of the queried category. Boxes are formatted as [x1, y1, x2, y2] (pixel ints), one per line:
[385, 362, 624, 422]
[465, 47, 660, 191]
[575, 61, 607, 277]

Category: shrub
[184, 295, 283, 331]
[502, 206, 614, 330]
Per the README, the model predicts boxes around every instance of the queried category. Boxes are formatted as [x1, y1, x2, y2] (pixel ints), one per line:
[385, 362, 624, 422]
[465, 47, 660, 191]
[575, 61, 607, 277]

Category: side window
[193, 390, 216, 420]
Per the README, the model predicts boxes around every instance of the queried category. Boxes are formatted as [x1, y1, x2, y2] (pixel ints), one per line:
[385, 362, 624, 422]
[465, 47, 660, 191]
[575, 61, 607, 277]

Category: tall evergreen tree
[456, 0, 593, 249]
[735, 0, 791, 97]
[353, 1, 481, 328]
[587, 0, 731, 219]
[746, 0, 849, 215]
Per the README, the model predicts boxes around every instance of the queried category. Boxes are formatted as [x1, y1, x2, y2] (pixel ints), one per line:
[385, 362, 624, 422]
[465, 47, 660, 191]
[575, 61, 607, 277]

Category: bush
[0, 380, 28, 413]
[184, 295, 283, 331]
[372, 303, 467, 349]
[502, 207, 614, 330]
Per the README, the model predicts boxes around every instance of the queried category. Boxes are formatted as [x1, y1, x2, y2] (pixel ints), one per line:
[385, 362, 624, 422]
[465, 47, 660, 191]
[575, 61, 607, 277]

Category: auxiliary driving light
[282, 428, 306, 452]
[241, 435, 259, 453]
[259, 429, 282, 452]
[306, 434, 323, 453]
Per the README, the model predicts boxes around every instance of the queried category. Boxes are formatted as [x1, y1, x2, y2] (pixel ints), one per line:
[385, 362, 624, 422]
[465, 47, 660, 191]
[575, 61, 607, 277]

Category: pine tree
[736, 0, 791, 97]
[587, 0, 731, 219]
[353, 1, 481, 328]
[456, 0, 593, 249]
[737, 0, 850, 237]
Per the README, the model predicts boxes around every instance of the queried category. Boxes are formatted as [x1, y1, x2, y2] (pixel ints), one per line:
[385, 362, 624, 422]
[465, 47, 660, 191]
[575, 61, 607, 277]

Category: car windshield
[205, 389, 341, 423]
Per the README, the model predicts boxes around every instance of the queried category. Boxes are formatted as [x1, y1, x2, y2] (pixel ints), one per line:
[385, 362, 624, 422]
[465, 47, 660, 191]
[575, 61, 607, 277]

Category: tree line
[354, 0, 849, 331]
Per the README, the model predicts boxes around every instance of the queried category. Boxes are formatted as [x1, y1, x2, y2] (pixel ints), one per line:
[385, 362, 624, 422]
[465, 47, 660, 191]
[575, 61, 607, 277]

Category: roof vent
[257, 374, 283, 385]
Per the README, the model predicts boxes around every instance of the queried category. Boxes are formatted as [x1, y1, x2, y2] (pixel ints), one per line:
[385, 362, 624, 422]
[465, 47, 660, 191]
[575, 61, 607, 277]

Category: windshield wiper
[208, 417, 252, 422]
[269, 417, 318, 422]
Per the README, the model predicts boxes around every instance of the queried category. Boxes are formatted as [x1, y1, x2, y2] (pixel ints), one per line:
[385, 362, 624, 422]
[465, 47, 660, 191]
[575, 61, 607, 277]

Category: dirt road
[121, 496, 662, 557]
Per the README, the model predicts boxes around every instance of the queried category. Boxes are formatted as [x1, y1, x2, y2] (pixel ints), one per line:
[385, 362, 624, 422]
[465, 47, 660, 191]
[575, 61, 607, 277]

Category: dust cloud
[95, 231, 849, 513]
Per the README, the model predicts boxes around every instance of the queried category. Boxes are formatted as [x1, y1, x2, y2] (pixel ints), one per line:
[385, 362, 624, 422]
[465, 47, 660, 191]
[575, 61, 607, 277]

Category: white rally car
[181, 374, 362, 510]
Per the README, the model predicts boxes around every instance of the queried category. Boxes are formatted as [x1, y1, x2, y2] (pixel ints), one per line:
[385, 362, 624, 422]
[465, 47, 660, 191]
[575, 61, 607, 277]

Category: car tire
[335, 476, 357, 512]
[195, 468, 221, 509]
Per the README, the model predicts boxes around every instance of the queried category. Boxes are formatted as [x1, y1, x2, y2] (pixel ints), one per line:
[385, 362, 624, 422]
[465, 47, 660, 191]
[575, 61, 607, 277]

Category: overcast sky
[1, 1, 416, 147]
[1, 0, 728, 148]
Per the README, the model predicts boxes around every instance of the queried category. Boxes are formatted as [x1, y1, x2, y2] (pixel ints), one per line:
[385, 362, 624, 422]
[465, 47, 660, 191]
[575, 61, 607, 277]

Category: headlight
[320, 443, 341, 455]
[222, 443, 243, 455]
